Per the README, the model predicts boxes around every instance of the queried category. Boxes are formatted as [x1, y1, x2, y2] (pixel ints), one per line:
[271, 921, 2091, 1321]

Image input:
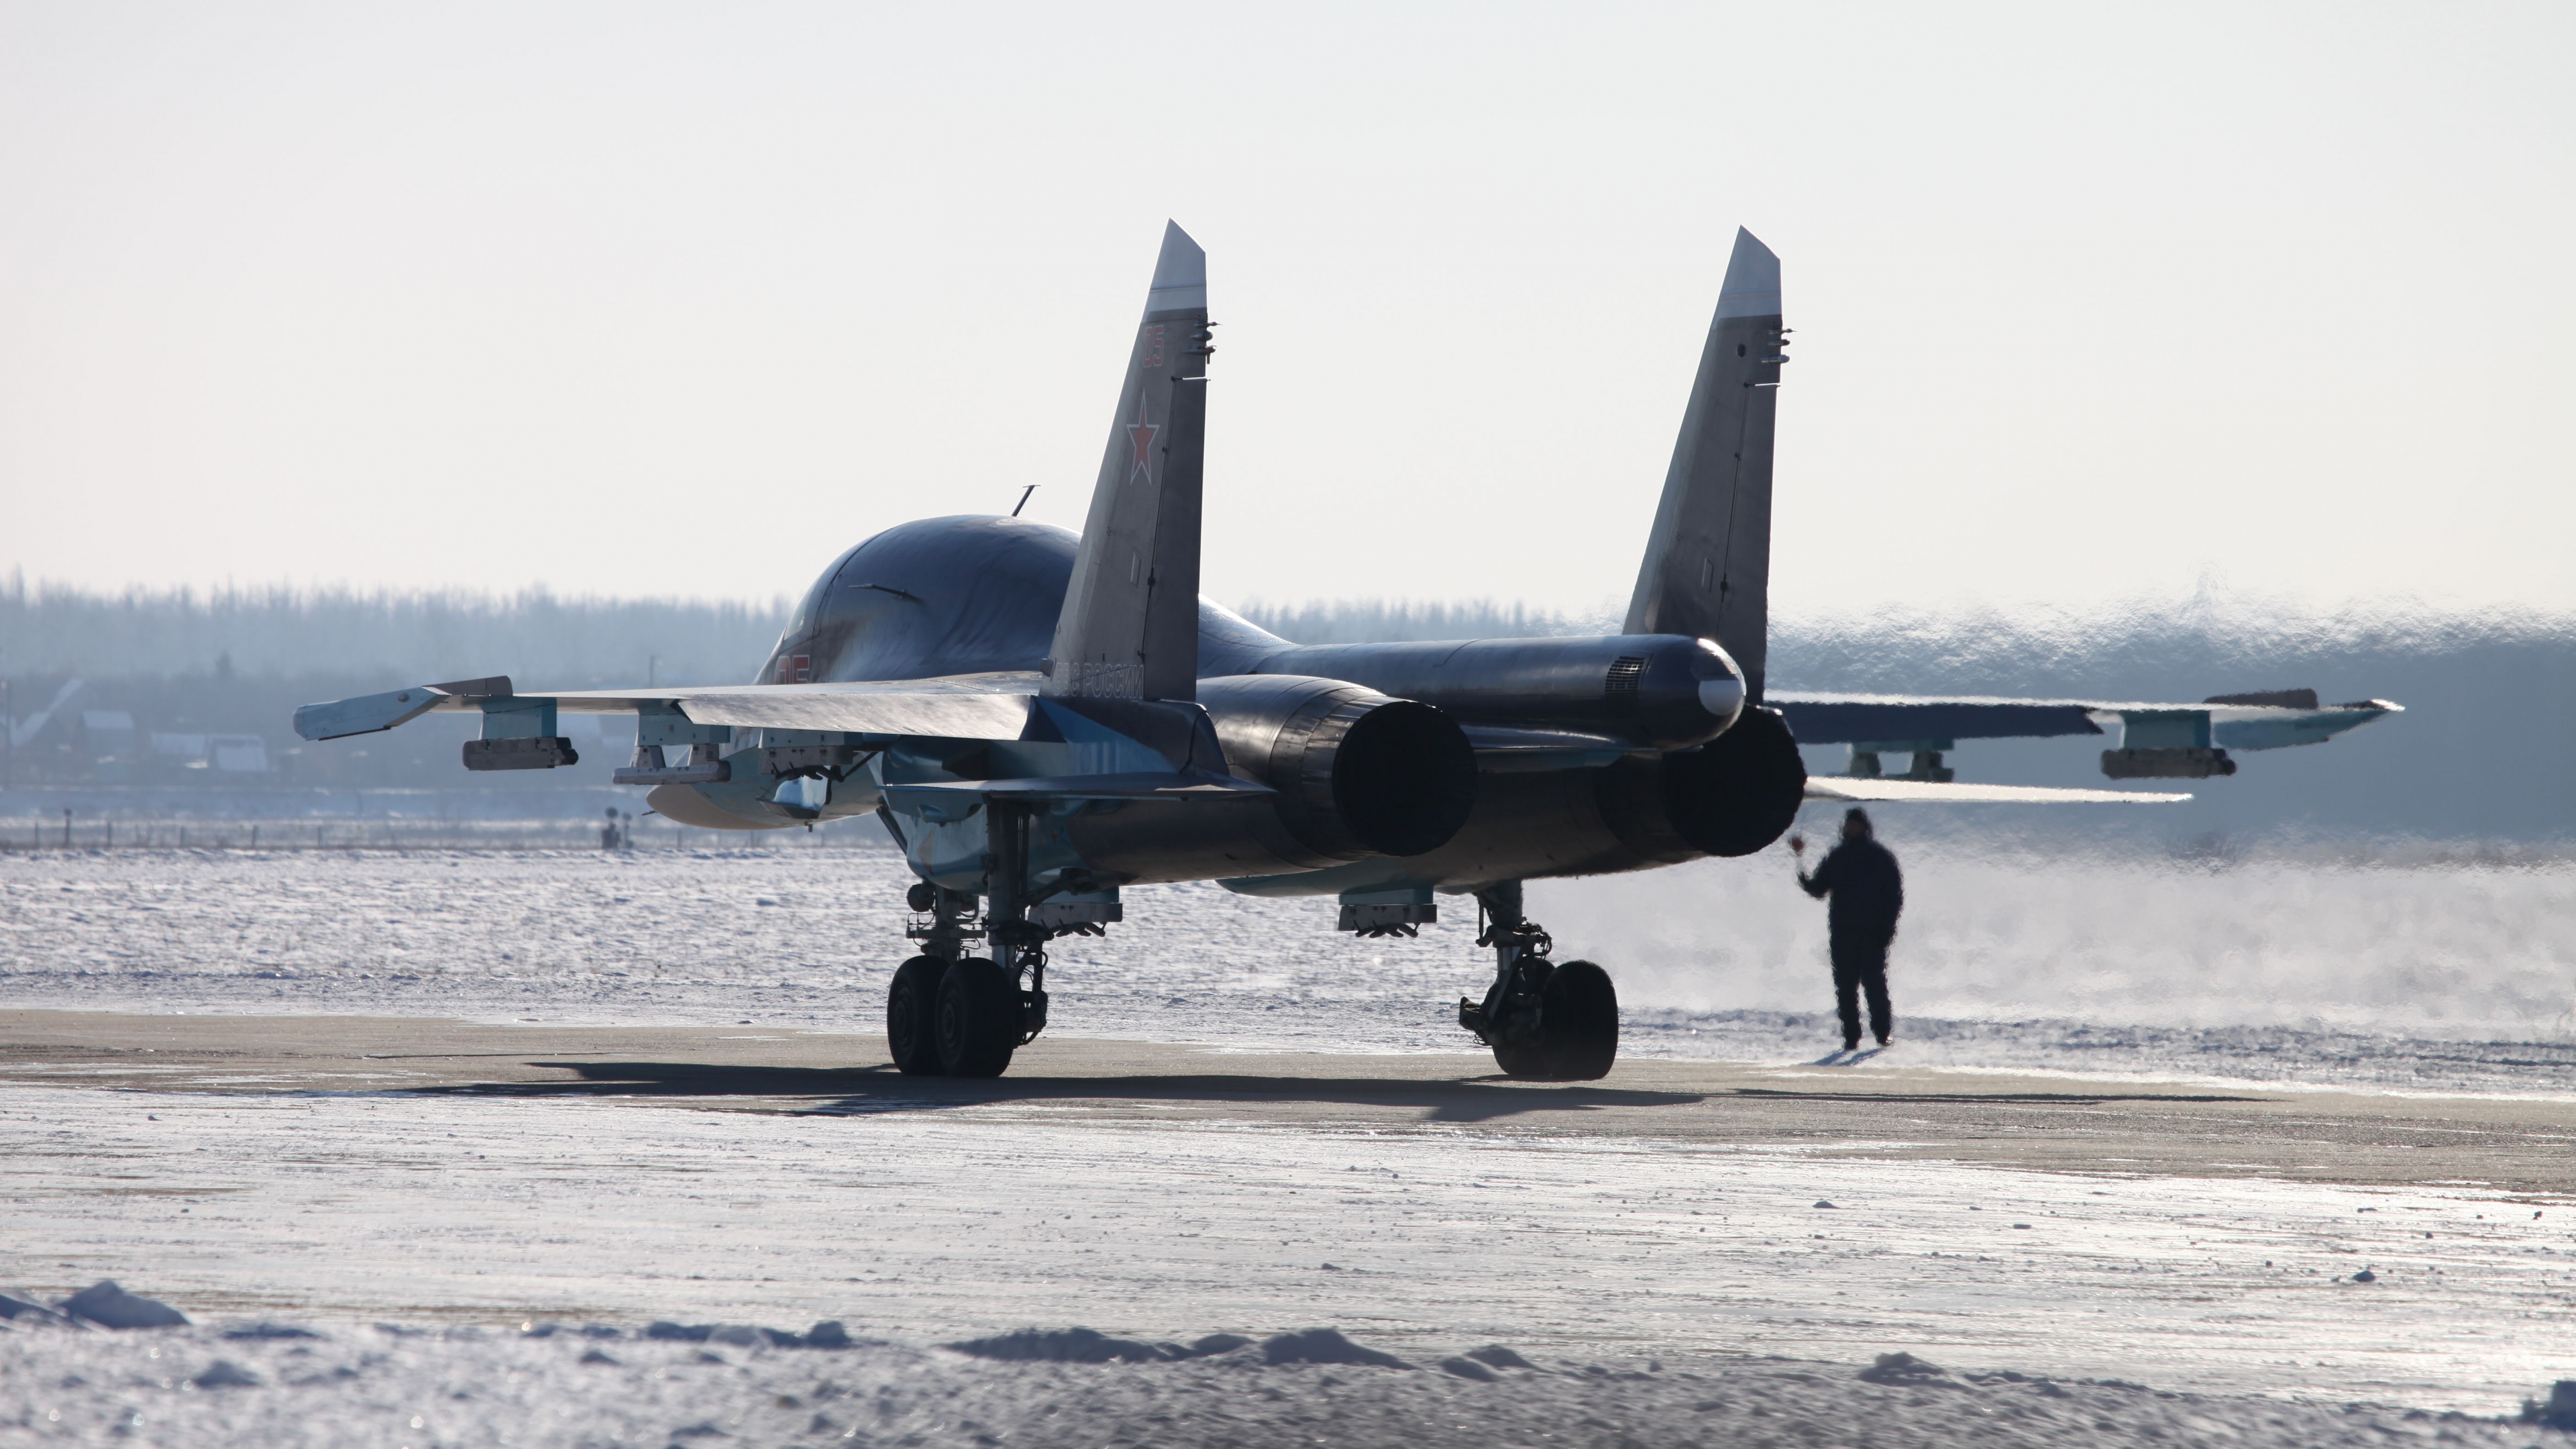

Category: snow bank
[0, 1312, 2556, 1449]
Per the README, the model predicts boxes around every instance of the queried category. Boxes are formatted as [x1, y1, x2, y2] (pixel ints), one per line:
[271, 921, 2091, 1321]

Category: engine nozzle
[1197, 674, 1477, 861]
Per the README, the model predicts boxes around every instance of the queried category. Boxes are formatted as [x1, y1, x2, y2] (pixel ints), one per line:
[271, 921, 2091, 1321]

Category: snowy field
[5, 1078, 2575, 1442]
[10, 1314, 2565, 1449]
[5, 840, 2576, 1445]
[5, 839, 2572, 1093]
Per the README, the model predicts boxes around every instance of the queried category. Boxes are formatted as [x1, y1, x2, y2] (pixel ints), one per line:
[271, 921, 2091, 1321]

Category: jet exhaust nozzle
[1197, 674, 1477, 860]
[1596, 705, 1807, 860]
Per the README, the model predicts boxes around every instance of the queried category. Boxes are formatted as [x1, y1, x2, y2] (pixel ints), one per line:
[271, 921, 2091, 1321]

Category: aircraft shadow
[403, 1061, 1705, 1124]
[1727, 1087, 2259, 1106]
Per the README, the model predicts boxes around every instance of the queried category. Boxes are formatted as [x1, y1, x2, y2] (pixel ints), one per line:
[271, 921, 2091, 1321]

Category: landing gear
[1457, 881, 1619, 1081]
[934, 957, 1021, 1077]
[886, 955, 945, 1075]
[887, 802, 1053, 1077]
[888, 943, 1034, 1079]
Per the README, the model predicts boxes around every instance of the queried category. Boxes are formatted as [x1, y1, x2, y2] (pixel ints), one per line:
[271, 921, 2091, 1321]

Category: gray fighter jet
[294, 223, 2398, 1081]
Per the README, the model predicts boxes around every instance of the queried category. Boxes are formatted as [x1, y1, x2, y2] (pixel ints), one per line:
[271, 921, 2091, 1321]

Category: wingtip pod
[1715, 227, 1781, 319]
[1148, 220, 1206, 313]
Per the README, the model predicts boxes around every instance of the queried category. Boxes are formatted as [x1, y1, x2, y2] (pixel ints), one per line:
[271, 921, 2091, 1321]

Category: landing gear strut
[1457, 881, 1617, 1081]
[888, 801, 1051, 1079]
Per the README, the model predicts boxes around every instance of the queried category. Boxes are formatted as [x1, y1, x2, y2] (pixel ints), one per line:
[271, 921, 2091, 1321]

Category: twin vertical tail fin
[1623, 227, 1784, 704]
[1046, 222, 1212, 702]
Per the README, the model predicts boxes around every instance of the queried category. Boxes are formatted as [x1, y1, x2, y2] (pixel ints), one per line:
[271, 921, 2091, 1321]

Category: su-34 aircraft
[296, 223, 2399, 1081]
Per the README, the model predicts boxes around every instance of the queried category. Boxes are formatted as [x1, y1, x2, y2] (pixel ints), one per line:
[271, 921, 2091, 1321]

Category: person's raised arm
[1792, 834, 1833, 899]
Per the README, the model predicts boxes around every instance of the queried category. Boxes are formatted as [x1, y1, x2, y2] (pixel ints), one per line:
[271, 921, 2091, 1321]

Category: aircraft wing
[1772, 690, 2400, 747]
[1805, 777, 2188, 804]
[292, 672, 1042, 743]
[1772, 688, 2400, 782]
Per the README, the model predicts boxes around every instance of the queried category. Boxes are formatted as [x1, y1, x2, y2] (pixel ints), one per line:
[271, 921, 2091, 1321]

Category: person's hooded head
[1841, 807, 1874, 843]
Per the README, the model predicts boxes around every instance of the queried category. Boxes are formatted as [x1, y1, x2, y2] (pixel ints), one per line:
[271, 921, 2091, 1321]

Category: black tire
[1491, 1034, 1550, 1079]
[886, 955, 946, 1075]
[934, 957, 1020, 1078]
[1539, 959, 1619, 1081]
[1487, 958, 1554, 1079]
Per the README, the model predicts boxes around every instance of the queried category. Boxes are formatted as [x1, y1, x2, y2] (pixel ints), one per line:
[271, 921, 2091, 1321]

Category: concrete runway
[5, 1010, 2574, 1410]
[5, 1009, 2572, 1193]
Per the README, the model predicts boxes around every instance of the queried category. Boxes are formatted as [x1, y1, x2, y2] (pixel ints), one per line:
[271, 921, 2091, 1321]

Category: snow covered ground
[5, 841, 2572, 1093]
[5, 841, 2575, 1444]
[4, 1314, 2566, 1449]
[3, 1076, 2574, 1442]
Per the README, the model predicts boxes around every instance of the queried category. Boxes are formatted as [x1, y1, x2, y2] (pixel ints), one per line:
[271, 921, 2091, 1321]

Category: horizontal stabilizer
[661, 686, 1032, 739]
[1805, 777, 2189, 804]
[882, 770, 1269, 805]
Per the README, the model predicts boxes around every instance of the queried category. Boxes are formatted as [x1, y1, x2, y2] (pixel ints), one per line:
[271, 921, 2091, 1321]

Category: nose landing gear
[1457, 881, 1618, 1081]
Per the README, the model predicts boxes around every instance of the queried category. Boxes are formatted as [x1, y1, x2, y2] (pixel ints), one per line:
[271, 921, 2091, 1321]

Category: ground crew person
[1790, 807, 1904, 1052]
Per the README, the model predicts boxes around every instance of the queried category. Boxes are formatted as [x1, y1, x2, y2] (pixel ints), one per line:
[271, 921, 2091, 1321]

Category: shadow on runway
[1729, 1087, 2259, 1105]
[402, 1060, 1705, 1123]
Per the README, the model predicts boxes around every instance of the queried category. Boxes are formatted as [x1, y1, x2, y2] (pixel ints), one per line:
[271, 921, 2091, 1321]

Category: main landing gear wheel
[1536, 959, 1618, 1081]
[934, 957, 1020, 1078]
[1486, 957, 1552, 1079]
[1483, 959, 1619, 1081]
[1464, 882, 1620, 1082]
[886, 955, 945, 1076]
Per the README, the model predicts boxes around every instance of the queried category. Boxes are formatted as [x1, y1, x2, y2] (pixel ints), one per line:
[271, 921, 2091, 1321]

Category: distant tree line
[1234, 597, 1609, 645]
[0, 573, 789, 687]
[3, 578, 2568, 840]
[0, 578, 790, 796]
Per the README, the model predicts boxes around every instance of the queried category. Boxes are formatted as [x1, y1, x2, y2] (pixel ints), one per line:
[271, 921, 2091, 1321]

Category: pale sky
[3, 2, 2569, 619]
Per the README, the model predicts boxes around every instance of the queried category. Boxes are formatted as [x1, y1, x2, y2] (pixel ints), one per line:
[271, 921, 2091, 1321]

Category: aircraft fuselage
[692, 513, 1801, 895]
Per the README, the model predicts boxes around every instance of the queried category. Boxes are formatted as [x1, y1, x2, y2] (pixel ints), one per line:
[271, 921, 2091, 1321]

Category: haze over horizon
[4, 3, 2569, 618]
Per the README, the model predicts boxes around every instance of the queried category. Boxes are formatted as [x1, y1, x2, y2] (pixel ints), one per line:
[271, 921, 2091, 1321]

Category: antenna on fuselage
[1011, 485, 1038, 518]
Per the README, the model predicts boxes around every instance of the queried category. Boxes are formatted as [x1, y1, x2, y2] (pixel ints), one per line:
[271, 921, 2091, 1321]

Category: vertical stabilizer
[1046, 221, 1213, 702]
[1623, 227, 1784, 703]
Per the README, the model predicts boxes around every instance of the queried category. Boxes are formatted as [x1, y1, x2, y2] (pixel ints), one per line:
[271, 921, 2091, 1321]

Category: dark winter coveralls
[1798, 837, 1904, 1049]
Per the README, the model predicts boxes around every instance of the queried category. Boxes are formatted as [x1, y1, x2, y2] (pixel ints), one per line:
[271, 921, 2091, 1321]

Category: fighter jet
[294, 223, 2398, 1082]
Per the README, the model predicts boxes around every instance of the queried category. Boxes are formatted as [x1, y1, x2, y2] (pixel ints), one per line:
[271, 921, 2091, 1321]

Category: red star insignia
[1126, 395, 1159, 481]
